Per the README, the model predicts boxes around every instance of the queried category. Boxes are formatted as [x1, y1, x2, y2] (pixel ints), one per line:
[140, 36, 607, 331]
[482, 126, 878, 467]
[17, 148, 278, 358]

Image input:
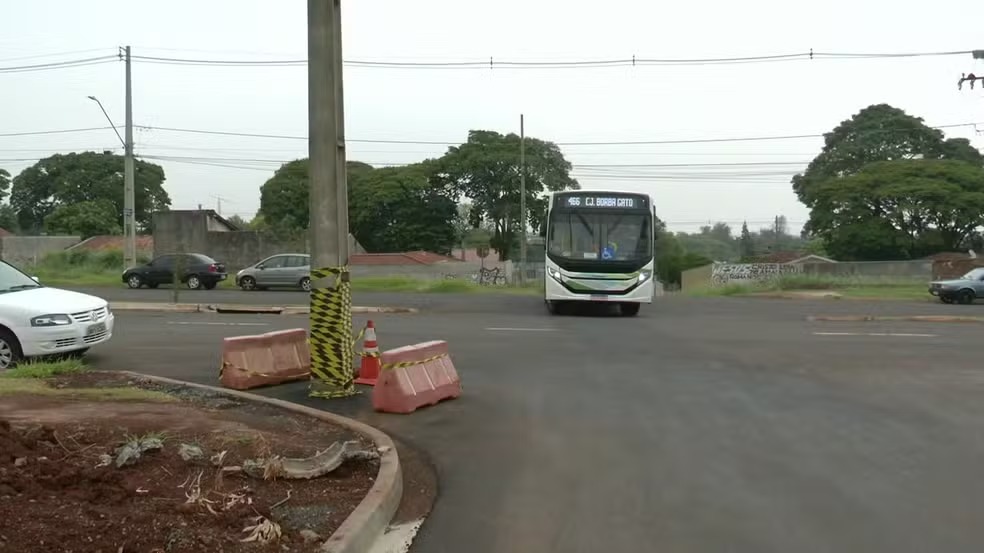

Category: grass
[355, 276, 543, 295]
[0, 357, 175, 401]
[0, 358, 88, 379]
[24, 248, 539, 294]
[689, 274, 928, 301]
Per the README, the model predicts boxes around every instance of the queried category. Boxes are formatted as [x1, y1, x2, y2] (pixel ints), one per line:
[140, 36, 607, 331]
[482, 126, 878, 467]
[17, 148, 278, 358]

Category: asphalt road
[88, 295, 984, 553]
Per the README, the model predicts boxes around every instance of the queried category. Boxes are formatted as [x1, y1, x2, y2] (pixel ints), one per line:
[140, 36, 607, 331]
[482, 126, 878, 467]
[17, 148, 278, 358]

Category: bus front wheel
[620, 302, 640, 317]
[545, 300, 565, 315]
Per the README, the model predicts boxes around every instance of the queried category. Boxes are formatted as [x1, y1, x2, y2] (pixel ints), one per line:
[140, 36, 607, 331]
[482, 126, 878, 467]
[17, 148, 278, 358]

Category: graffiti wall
[710, 262, 803, 286]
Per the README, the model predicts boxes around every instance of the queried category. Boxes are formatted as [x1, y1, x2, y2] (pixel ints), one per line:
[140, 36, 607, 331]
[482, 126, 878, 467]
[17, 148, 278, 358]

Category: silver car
[235, 253, 311, 291]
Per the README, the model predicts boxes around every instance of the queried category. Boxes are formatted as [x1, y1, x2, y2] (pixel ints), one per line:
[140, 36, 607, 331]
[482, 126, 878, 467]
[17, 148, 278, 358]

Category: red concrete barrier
[219, 328, 311, 390]
[372, 340, 462, 414]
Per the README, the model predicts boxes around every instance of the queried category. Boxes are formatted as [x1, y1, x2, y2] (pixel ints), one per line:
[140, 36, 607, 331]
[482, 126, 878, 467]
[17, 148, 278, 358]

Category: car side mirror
[256, 264, 265, 270]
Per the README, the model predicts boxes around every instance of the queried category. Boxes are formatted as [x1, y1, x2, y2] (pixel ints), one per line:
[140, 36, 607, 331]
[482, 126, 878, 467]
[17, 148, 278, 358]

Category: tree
[654, 229, 712, 287]
[225, 214, 249, 229]
[435, 130, 579, 260]
[348, 163, 458, 254]
[792, 104, 969, 208]
[0, 168, 10, 202]
[257, 159, 374, 238]
[0, 205, 16, 234]
[739, 221, 755, 259]
[807, 159, 984, 260]
[9, 152, 170, 233]
[43, 200, 121, 238]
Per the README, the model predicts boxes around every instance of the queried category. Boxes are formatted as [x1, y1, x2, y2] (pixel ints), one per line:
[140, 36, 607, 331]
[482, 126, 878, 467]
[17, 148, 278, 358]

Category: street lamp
[87, 95, 136, 270]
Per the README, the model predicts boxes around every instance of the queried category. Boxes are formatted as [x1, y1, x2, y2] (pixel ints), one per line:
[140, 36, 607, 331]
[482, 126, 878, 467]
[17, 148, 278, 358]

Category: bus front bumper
[545, 274, 654, 303]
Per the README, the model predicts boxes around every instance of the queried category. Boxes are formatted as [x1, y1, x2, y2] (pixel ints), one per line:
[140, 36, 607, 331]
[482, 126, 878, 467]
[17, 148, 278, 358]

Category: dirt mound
[0, 419, 56, 463]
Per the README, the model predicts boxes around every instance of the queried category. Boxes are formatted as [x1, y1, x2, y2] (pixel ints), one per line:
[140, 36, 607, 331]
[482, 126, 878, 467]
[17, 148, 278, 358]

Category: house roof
[69, 235, 155, 252]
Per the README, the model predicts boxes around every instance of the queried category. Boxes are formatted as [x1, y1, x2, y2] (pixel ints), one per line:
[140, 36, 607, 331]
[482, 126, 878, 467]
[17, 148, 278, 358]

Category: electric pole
[518, 114, 526, 285]
[308, 0, 354, 398]
[122, 46, 136, 270]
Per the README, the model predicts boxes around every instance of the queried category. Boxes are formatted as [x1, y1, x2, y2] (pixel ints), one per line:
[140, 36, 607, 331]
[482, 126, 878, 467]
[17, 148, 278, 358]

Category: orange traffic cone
[355, 320, 381, 386]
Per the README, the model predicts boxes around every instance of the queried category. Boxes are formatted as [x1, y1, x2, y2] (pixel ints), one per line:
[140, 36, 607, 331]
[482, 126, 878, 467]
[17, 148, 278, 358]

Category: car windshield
[0, 261, 42, 294]
[548, 211, 652, 261]
[961, 268, 984, 280]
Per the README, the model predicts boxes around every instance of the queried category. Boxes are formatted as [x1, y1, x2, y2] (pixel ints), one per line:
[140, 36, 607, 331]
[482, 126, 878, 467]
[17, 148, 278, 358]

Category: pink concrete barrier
[372, 340, 462, 414]
[219, 328, 310, 390]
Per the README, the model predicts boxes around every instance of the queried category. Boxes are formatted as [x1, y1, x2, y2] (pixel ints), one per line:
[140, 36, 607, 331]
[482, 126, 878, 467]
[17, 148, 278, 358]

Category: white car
[0, 260, 114, 370]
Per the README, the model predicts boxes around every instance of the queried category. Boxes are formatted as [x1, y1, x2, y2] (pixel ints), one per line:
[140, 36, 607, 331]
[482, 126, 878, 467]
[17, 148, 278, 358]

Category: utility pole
[518, 114, 527, 285]
[957, 50, 984, 90]
[122, 46, 136, 270]
[308, 0, 354, 398]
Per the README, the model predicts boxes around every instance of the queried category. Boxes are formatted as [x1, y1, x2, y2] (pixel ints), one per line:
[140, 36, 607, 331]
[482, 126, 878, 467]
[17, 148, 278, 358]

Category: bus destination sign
[561, 194, 646, 209]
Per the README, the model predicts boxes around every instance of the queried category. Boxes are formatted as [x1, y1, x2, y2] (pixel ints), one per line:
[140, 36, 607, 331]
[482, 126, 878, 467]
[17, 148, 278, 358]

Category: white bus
[541, 190, 656, 316]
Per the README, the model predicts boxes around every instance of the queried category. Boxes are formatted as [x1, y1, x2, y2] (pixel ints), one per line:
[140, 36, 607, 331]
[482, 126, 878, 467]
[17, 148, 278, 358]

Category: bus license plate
[591, 294, 609, 301]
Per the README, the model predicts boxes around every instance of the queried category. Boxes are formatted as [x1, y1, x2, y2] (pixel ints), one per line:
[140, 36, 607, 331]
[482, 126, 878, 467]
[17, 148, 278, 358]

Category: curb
[109, 302, 419, 315]
[807, 314, 984, 324]
[120, 371, 403, 553]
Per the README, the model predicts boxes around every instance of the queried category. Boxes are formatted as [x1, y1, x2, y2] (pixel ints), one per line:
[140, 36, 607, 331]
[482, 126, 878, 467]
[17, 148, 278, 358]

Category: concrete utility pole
[518, 114, 527, 285]
[308, 0, 354, 398]
[123, 46, 136, 270]
[957, 50, 984, 91]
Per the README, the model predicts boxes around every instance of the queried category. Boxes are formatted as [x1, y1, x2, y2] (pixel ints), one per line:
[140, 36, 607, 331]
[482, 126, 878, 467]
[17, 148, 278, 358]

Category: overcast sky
[2, 0, 982, 236]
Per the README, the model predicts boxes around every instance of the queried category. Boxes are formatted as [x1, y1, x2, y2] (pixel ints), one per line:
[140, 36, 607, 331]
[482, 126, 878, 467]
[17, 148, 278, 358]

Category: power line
[0, 55, 118, 73]
[0, 48, 116, 63]
[128, 48, 979, 69]
[0, 126, 118, 138]
[132, 121, 984, 147]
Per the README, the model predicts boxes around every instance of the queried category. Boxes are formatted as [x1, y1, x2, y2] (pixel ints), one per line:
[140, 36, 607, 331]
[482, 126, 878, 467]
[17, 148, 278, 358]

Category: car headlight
[547, 267, 563, 282]
[31, 314, 72, 327]
[638, 270, 652, 283]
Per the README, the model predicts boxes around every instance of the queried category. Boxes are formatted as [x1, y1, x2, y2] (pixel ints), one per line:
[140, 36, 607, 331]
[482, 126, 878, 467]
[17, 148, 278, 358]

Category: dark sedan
[122, 253, 228, 290]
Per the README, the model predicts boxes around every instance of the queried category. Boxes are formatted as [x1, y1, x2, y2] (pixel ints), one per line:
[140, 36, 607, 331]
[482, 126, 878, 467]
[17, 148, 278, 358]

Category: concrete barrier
[372, 340, 461, 414]
[219, 328, 311, 390]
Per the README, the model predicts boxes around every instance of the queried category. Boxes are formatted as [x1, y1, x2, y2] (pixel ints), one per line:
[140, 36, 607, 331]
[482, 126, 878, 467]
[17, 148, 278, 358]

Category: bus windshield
[548, 210, 653, 262]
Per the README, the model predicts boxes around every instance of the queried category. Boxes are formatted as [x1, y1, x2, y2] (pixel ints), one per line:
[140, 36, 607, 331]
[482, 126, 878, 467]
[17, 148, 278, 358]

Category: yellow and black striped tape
[381, 353, 446, 370]
[307, 266, 358, 399]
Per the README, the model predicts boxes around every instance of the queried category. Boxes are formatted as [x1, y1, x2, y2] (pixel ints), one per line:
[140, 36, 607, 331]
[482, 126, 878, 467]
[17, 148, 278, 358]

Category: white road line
[812, 331, 937, 338]
[485, 327, 558, 332]
[166, 321, 269, 326]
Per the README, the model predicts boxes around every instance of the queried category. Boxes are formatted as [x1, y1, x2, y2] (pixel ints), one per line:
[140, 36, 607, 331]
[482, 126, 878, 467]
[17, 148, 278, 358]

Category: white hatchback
[0, 260, 114, 370]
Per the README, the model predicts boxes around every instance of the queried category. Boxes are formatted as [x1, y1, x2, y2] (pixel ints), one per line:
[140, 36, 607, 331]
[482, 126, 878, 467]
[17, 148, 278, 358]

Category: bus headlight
[547, 267, 563, 282]
[638, 270, 652, 284]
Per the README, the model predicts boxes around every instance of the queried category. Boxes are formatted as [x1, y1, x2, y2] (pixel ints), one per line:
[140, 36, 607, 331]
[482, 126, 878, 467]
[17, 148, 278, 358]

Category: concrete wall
[682, 259, 934, 289]
[680, 263, 714, 291]
[153, 211, 360, 272]
[800, 260, 931, 279]
[0, 236, 81, 266]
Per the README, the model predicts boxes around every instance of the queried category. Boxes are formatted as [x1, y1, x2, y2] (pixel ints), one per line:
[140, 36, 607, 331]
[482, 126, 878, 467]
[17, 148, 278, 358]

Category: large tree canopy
[257, 159, 374, 237]
[349, 162, 458, 254]
[258, 159, 457, 253]
[807, 159, 984, 260]
[44, 200, 121, 238]
[792, 104, 976, 208]
[435, 130, 579, 260]
[9, 152, 170, 234]
[0, 168, 10, 202]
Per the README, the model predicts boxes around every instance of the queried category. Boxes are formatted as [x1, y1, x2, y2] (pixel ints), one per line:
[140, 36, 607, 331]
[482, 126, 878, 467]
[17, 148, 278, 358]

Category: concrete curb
[119, 371, 403, 553]
[807, 314, 984, 324]
[109, 302, 418, 315]
[747, 291, 844, 300]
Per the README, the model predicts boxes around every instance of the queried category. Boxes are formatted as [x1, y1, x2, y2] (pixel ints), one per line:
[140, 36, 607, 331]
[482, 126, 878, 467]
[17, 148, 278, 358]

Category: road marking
[485, 327, 558, 332]
[812, 331, 937, 338]
[166, 321, 269, 327]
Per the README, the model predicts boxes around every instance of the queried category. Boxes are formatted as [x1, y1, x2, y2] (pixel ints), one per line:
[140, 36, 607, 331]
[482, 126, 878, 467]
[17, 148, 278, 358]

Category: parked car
[236, 253, 311, 291]
[928, 267, 984, 304]
[0, 260, 114, 370]
[122, 253, 228, 290]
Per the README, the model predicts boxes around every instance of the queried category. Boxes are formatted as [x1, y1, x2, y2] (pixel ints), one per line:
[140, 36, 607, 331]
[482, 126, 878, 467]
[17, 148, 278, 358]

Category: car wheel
[300, 277, 312, 292]
[941, 295, 954, 304]
[620, 302, 641, 317]
[240, 276, 257, 291]
[126, 274, 143, 289]
[0, 329, 23, 372]
[958, 289, 975, 305]
[186, 275, 203, 290]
